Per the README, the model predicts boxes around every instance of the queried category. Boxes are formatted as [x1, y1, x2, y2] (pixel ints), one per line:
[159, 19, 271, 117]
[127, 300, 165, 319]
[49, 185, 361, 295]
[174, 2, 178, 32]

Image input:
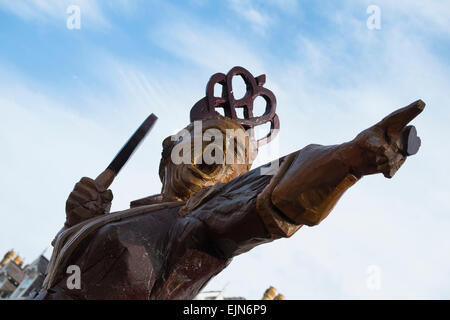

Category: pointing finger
[376, 99, 425, 136]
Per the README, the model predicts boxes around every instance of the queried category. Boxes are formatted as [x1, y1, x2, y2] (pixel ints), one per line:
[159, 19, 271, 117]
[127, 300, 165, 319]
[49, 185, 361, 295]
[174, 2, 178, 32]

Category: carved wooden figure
[37, 66, 425, 300]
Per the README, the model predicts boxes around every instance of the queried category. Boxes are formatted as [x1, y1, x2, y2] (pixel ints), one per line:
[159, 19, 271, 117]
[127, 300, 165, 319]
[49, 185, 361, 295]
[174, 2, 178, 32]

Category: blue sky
[0, 0, 449, 299]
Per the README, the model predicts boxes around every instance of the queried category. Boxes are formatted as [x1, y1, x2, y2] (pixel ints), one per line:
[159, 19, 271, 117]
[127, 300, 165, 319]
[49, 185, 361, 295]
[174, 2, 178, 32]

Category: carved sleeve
[257, 144, 360, 238]
[187, 143, 360, 258]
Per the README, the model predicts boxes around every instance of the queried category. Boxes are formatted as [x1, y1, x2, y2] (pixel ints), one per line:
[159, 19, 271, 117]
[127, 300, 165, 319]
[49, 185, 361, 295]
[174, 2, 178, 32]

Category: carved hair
[159, 115, 255, 201]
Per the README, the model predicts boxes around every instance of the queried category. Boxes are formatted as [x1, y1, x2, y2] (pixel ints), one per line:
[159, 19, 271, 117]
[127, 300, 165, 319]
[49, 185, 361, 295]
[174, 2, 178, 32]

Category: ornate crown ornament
[190, 66, 280, 146]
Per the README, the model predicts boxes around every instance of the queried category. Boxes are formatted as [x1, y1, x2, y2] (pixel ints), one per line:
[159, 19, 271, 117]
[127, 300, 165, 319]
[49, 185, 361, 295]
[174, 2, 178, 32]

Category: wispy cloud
[228, 0, 271, 34]
[380, 0, 450, 35]
[149, 18, 264, 74]
[0, 0, 133, 29]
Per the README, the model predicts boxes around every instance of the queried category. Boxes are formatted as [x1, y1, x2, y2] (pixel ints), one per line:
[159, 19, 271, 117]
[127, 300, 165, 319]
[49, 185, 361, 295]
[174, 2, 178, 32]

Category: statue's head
[159, 116, 254, 201]
[159, 66, 279, 201]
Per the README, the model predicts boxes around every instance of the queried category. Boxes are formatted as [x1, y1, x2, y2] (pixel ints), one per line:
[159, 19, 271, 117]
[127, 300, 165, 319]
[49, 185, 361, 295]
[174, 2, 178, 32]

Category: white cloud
[228, 0, 271, 34]
[378, 0, 450, 35]
[0, 71, 114, 262]
[0, 0, 133, 29]
[266, 0, 299, 13]
[149, 19, 264, 74]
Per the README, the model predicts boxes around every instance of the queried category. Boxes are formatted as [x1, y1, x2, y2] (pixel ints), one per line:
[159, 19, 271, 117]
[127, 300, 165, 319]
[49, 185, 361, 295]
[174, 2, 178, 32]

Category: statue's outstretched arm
[177, 100, 425, 258]
[265, 100, 425, 232]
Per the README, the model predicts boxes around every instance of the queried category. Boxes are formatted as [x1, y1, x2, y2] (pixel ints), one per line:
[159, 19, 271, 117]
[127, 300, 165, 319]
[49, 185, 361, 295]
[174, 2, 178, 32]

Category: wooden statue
[36, 66, 425, 300]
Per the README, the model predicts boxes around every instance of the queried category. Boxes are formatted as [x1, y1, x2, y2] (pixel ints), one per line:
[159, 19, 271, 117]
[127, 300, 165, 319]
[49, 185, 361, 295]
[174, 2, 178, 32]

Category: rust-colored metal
[190, 66, 279, 146]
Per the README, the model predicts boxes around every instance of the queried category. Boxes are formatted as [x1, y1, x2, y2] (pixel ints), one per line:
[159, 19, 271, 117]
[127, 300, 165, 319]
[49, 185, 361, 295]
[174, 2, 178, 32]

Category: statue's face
[161, 117, 255, 201]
